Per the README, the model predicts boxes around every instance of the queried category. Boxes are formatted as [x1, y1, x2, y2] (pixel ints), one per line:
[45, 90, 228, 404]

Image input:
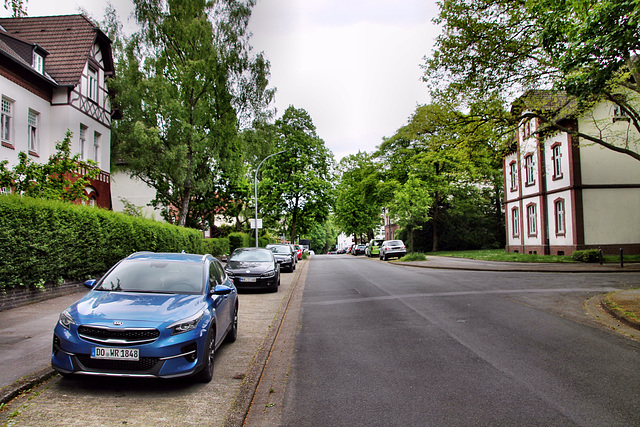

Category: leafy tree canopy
[110, 0, 274, 228]
[425, 0, 640, 161]
[259, 106, 335, 243]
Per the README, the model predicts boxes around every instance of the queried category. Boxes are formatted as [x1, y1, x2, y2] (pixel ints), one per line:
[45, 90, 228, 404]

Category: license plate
[240, 277, 257, 282]
[91, 347, 139, 361]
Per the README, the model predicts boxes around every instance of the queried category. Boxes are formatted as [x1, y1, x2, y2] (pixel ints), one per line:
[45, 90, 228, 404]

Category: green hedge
[228, 232, 251, 254]
[202, 238, 229, 256]
[0, 195, 203, 291]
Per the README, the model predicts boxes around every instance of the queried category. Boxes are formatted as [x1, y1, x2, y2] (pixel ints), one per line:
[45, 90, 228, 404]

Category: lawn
[426, 249, 640, 263]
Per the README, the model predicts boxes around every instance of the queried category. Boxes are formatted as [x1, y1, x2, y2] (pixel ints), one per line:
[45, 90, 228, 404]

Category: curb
[0, 367, 57, 405]
[600, 294, 640, 331]
[392, 261, 640, 274]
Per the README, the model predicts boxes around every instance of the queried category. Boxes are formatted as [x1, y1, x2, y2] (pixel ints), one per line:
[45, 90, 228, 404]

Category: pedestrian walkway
[396, 255, 640, 273]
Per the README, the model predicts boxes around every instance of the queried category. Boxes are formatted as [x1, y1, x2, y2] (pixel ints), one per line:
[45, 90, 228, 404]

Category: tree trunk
[178, 186, 191, 227]
[431, 193, 440, 252]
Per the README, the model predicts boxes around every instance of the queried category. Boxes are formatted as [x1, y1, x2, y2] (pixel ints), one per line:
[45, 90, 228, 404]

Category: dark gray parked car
[266, 244, 297, 272]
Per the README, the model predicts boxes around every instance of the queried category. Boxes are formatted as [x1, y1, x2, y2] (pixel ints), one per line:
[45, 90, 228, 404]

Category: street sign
[250, 219, 263, 229]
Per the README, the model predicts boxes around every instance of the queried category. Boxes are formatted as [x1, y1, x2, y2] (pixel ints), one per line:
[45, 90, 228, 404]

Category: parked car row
[334, 239, 406, 261]
[52, 243, 304, 384]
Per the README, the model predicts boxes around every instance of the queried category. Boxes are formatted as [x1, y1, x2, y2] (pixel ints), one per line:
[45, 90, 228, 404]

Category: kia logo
[113, 321, 123, 326]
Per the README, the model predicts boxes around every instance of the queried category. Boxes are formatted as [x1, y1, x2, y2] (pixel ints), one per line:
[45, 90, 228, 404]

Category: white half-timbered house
[0, 14, 117, 208]
[504, 90, 640, 255]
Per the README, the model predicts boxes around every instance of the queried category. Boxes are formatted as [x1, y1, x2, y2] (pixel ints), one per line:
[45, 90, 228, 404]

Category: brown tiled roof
[0, 14, 111, 87]
[511, 89, 576, 118]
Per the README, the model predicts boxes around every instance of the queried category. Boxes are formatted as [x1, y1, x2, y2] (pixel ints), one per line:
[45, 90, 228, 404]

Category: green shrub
[572, 249, 600, 263]
[0, 194, 203, 291]
[228, 232, 250, 254]
[203, 238, 229, 256]
[399, 252, 428, 262]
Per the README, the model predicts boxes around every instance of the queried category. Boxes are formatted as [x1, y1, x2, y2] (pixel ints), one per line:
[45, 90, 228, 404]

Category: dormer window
[613, 105, 630, 122]
[33, 52, 43, 74]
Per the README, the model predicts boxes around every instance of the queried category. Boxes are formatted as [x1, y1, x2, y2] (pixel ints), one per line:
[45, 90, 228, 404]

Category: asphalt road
[280, 255, 640, 426]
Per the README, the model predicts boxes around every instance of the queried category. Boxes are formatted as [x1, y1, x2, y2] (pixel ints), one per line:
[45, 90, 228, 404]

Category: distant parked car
[365, 239, 385, 257]
[352, 244, 366, 255]
[266, 243, 296, 272]
[51, 252, 238, 383]
[293, 245, 303, 260]
[379, 240, 407, 261]
[225, 248, 280, 292]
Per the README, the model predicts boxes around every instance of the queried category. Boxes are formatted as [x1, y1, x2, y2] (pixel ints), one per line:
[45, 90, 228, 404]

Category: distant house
[0, 14, 117, 208]
[503, 90, 640, 255]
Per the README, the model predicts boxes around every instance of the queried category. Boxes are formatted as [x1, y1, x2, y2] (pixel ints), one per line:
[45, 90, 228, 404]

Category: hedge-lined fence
[0, 195, 203, 292]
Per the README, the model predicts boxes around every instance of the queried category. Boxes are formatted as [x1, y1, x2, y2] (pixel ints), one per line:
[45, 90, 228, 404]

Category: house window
[33, 52, 43, 74]
[509, 161, 518, 191]
[552, 144, 563, 179]
[28, 110, 39, 153]
[527, 204, 537, 236]
[93, 131, 101, 162]
[1, 97, 13, 144]
[88, 67, 98, 102]
[613, 105, 630, 122]
[512, 207, 520, 238]
[524, 154, 535, 186]
[80, 124, 88, 159]
[555, 199, 566, 236]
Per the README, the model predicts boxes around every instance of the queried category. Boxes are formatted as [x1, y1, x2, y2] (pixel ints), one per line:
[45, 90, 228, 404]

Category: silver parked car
[379, 240, 407, 261]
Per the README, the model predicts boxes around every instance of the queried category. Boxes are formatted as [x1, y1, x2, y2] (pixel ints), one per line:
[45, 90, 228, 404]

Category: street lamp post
[254, 150, 286, 247]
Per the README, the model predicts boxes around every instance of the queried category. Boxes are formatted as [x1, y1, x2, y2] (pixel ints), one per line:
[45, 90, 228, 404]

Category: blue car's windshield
[95, 260, 204, 294]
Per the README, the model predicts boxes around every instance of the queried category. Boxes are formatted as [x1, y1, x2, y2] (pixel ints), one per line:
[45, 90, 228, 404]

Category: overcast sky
[4, 0, 441, 161]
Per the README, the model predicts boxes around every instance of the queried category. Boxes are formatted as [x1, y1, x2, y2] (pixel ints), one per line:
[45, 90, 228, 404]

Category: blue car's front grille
[77, 354, 160, 372]
[78, 325, 160, 345]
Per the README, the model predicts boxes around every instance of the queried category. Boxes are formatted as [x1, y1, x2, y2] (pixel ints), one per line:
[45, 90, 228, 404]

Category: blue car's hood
[69, 291, 205, 327]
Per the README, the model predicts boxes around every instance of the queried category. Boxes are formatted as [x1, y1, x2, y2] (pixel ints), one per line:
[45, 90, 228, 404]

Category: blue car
[51, 252, 238, 383]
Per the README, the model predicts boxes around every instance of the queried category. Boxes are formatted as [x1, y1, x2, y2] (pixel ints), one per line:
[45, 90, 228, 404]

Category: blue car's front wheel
[195, 328, 215, 383]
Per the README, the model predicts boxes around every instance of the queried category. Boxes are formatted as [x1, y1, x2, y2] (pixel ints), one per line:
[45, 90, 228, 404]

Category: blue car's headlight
[58, 309, 75, 330]
[167, 311, 204, 335]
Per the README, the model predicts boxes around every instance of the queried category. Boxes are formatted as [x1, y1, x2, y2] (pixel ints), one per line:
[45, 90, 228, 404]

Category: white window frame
[524, 154, 535, 185]
[33, 52, 43, 74]
[509, 161, 518, 191]
[555, 199, 566, 236]
[80, 124, 88, 159]
[28, 110, 39, 153]
[88, 66, 98, 102]
[1, 97, 13, 144]
[511, 207, 520, 238]
[552, 144, 563, 179]
[93, 131, 101, 163]
[527, 204, 537, 236]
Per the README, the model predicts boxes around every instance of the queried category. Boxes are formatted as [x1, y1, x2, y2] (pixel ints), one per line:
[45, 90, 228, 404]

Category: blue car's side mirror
[212, 284, 233, 296]
[84, 279, 97, 289]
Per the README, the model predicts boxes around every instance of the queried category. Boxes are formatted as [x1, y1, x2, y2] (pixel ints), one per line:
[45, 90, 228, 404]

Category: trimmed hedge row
[0, 195, 203, 291]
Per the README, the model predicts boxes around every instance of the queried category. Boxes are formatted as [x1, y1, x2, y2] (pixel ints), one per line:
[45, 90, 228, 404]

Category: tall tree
[259, 106, 334, 243]
[377, 102, 504, 252]
[334, 151, 383, 242]
[110, 0, 274, 228]
[425, 0, 640, 162]
[2, 0, 26, 17]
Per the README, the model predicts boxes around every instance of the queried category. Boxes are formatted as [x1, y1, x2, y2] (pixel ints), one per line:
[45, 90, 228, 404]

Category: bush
[399, 252, 428, 262]
[203, 238, 229, 256]
[572, 249, 600, 263]
[228, 232, 250, 254]
[0, 194, 203, 291]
